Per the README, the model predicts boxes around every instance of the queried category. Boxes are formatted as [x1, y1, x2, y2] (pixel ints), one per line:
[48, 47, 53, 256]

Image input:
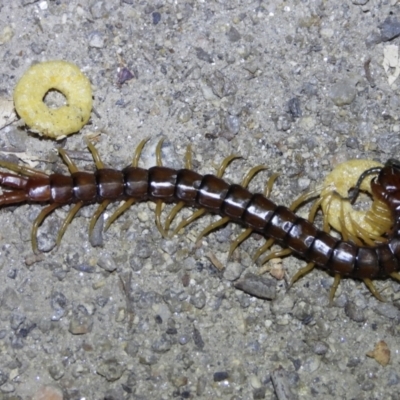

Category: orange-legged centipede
[0, 139, 400, 301]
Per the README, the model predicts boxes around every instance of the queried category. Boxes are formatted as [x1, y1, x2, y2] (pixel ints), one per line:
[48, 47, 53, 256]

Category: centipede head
[372, 159, 400, 212]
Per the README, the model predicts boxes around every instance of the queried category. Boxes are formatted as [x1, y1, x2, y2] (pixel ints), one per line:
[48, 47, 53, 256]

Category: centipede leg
[86, 139, 105, 169]
[289, 262, 315, 287]
[363, 278, 384, 302]
[0, 159, 48, 178]
[58, 148, 79, 174]
[258, 248, 292, 275]
[104, 199, 136, 231]
[89, 200, 112, 238]
[31, 203, 61, 253]
[390, 272, 400, 282]
[228, 227, 253, 259]
[56, 201, 84, 246]
[196, 216, 230, 243]
[329, 273, 341, 304]
[155, 200, 168, 238]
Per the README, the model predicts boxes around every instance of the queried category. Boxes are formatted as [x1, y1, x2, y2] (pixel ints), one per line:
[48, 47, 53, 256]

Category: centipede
[1, 138, 400, 302]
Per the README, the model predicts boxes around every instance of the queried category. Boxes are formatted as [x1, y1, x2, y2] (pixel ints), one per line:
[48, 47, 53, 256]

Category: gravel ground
[0, 1, 400, 399]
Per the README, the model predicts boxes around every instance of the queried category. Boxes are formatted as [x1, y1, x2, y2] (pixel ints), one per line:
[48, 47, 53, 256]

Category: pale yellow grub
[13, 60, 92, 139]
[320, 159, 392, 241]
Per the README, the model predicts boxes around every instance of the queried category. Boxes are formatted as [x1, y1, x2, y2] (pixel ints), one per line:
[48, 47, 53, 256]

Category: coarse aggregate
[0, 1, 400, 399]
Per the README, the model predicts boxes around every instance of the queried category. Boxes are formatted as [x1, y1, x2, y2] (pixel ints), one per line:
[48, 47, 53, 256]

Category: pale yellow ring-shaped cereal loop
[13, 60, 92, 140]
[320, 159, 386, 237]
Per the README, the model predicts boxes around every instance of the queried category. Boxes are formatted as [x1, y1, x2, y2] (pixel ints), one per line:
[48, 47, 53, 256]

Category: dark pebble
[192, 327, 205, 349]
[195, 47, 213, 63]
[152, 12, 161, 25]
[227, 26, 241, 42]
[344, 302, 365, 323]
[288, 97, 302, 118]
[380, 16, 400, 42]
[213, 371, 229, 382]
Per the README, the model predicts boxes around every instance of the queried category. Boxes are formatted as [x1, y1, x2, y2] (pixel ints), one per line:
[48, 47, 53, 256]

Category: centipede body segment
[1, 139, 400, 301]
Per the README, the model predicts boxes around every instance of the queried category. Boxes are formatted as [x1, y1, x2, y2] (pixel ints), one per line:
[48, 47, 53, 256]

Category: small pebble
[152, 11, 161, 25]
[96, 359, 126, 382]
[88, 31, 104, 48]
[329, 79, 357, 106]
[234, 273, 276, 300]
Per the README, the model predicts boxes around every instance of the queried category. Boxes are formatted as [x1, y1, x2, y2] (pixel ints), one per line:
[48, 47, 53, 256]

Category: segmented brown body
[1, 143, 400, 296]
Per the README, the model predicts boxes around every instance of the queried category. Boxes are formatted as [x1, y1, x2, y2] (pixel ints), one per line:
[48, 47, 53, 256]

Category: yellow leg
[86, 139, 105, 169]
[31, 203, 60, 253]
[264, 173, 280, 197]
[56, 201, 84, 246]
[241, 165, 267, 187]
[0, 160, 48, 178]
[89, 200, 111, 238]
[156, 138, 165, 166]
[289, 187, 321, 212]
[390, 272, 400, 282]
[260, 248, 292, 265]
[228, 227, 253, 259]
[132, 138, 150, 167]
[363, 278, 384, 302]
[164, 202, 185, 233]
[58, 148, 79, 174]
[171, 208, 206, 236]
[252, 238, 275, 262]
[329, 273, 341, 304]
[104, 198, 136, 231]
[289, 262, 315, 286]
[184, 144, 193, 169]
[308, 197, 323, 223]
[155, 200, 168, 238]
[196, 216, 230, 243]
[216, 154, 241, 178]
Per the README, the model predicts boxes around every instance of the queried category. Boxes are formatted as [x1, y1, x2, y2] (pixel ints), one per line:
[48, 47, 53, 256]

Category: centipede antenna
[56, 201, 84, 247]
[185, 145, 193, 169]
[329, 274, 341, 304]
[171, 208, 206, 236]
[289, 262, 315, 286]
[264, 173, 280, 197]
[104, 198, 136, 231]
[155, 200, 168, 238]
[260, 248, 292, 266]
[241, 165, 267, 188]
[86, 139, 104, 169]
[195, 216, 230, 244]
[156, 138, 166, 167]
[133, 138, 150, 167]
[228, 227, 253, 259]
[252, 237, 275, 262]
[31, 203, 60, 253]
[363, 278, 384, 302]
[216, 154, 241, 178]
[0, 160, 48, 179]
[58, 148, 79, 174]
[89, 200, 111, 238]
